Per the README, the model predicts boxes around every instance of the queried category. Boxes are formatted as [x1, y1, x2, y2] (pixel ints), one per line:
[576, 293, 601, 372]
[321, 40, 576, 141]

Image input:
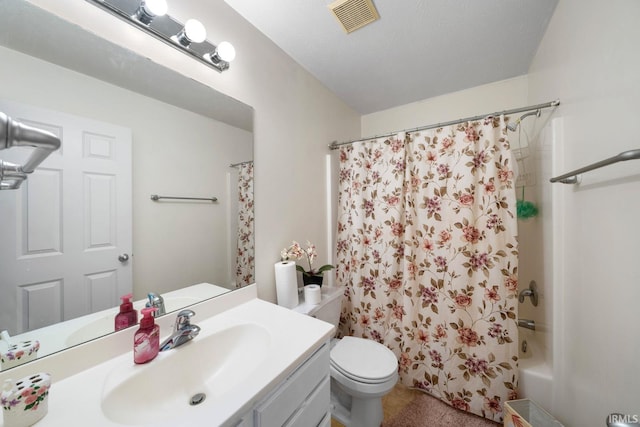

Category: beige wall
[29, 0, 361, 303]
[362, 75, 529, 136]
[527, 0, 640, 425]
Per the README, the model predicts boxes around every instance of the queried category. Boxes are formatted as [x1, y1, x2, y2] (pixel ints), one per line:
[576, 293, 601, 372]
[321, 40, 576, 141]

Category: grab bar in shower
[550, 148, 640, 184]
[150, 194, 218, 202]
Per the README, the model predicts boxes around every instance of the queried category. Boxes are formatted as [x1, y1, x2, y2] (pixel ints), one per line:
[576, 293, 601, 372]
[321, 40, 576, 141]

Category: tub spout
[517, 319, 536, 331]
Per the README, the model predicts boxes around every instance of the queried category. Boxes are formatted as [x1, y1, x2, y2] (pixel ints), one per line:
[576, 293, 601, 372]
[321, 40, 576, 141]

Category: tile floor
[330, 383, 421, 427]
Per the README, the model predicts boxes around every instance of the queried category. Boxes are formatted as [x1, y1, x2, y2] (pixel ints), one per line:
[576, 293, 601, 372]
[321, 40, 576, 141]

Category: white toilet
[293, 286, 398, 427]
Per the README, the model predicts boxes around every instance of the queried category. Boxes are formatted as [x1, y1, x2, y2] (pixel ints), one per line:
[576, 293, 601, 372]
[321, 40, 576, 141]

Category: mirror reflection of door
[0, 101, 132, 335]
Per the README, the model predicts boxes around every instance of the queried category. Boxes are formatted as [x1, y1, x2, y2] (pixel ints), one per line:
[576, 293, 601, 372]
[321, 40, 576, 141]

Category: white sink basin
[100, 323, 270, 425]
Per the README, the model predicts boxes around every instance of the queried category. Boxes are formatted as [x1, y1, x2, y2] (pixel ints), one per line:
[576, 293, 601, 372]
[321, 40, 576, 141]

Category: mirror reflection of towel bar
[150, 194, 218, 202]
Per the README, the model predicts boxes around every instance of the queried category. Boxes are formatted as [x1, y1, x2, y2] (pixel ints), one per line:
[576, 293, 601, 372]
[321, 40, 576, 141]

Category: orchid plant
[281, 240, 334, 277]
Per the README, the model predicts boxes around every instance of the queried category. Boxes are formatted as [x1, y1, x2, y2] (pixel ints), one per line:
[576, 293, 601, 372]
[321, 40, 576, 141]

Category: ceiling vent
[328, 0, 380, 34]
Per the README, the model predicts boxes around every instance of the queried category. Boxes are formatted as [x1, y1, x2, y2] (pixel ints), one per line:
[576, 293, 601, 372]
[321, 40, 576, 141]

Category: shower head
[507, 109, 541, 132]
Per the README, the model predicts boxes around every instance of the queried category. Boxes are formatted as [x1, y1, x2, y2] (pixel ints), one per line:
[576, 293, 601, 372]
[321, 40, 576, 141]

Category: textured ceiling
[224, 0, 558, 115]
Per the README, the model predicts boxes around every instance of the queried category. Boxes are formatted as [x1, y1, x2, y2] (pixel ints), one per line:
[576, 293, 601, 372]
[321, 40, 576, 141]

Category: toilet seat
[330, 336, 398, 384]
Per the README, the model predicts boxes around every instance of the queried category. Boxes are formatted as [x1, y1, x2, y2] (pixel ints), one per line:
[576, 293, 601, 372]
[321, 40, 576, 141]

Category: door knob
[118, 253, 130, 262]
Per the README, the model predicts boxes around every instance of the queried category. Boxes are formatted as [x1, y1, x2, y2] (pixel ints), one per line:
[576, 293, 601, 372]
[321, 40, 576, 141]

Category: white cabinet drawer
[284, 376, 330, 427]
[254, 343, 330, 427]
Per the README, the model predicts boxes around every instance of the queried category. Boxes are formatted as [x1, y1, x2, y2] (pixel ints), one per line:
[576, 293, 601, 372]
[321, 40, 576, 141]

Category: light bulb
[133, 0, 167, 25]
[143, 0, 167, 17]
[216, 41, 236, 62]
[184, 19, 206, 44]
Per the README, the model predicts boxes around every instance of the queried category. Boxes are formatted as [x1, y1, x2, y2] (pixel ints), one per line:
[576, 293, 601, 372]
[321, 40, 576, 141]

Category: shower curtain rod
[328, 99, 560, 150]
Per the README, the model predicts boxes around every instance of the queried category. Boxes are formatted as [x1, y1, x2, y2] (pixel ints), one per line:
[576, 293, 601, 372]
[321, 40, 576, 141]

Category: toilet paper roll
[274, 261, 299, 309]
[304, 284, 322, 305]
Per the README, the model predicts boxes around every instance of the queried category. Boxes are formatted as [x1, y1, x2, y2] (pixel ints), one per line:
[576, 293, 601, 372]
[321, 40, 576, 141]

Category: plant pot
[302, 274, 323, 287]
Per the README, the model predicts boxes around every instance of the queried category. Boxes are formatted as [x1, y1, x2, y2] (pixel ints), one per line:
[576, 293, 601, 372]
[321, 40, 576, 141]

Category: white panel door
[0, 101, 132, 334]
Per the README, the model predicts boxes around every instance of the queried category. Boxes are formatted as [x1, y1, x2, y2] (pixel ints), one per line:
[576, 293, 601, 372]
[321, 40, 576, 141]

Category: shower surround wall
[514, 118, 554, 412]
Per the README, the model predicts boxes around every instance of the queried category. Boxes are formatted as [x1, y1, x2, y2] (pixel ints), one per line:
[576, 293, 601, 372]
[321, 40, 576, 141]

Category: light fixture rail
[86, 0, 235, 72]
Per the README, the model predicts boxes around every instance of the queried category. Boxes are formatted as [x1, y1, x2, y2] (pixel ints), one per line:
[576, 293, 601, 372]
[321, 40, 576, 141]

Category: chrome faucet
[159, 309, 200, 351]
[146, 292, 165, 317]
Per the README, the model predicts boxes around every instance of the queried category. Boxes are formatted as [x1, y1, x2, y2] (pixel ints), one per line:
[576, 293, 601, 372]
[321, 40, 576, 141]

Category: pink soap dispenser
[134, 307, 160, 364]
[115, 293, 138, 331]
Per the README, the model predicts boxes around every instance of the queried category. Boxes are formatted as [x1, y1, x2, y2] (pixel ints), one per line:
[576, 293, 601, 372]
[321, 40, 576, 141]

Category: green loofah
[517, 186, 538, 219]
[517, 199, 539, 219]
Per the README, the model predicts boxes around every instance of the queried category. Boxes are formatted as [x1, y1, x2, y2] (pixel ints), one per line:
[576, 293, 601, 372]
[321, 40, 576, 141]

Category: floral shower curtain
[336, 116, 519, 422]
[235, 162, 254, 288]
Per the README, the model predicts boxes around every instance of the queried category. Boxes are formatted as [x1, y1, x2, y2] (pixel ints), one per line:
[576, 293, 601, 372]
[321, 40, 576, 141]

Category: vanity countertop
[0, 286, 335, 426]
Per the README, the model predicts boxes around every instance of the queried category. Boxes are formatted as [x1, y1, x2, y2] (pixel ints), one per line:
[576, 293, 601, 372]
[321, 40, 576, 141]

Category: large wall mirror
[0, 1, 254, 370]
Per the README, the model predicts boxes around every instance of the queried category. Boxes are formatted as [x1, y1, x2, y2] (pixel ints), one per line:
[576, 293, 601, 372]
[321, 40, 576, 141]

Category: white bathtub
[518, 335, 553, 412]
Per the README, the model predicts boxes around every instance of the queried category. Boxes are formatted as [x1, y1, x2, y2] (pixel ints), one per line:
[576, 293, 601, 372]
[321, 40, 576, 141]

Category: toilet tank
[293, 286, 343, 328]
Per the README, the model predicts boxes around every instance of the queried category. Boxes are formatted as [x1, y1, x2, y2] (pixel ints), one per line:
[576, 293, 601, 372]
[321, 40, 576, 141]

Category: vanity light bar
[85, 0, 234, 72]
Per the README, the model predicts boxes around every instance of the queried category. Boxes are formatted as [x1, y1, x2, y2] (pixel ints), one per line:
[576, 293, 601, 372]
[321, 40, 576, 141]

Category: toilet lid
[330, 336, 398, 383]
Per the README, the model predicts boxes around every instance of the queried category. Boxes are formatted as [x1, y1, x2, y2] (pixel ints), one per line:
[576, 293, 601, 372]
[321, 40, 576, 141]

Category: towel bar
[150, 194, 218, 202]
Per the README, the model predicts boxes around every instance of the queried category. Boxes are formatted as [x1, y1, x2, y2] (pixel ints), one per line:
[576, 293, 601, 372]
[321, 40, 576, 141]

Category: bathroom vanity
[230, 342, 331, 427]
[0, 285, 335, 426]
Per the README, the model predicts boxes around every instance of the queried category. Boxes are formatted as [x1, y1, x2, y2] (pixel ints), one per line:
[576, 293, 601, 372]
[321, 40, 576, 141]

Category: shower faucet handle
[518, 280, 539, 307]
